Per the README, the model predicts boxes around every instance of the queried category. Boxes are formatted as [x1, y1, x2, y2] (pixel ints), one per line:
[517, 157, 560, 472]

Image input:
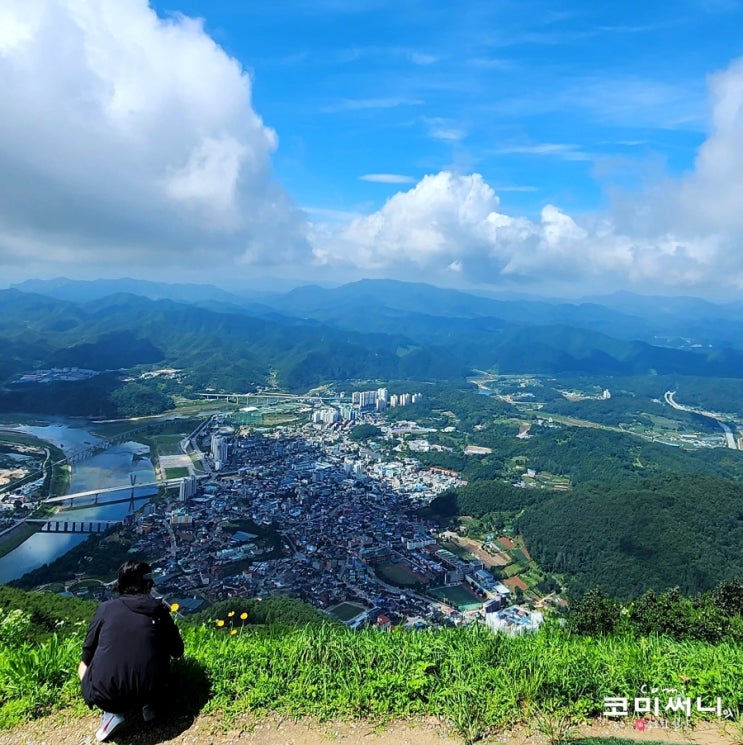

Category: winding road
[664, 391, 740, 450]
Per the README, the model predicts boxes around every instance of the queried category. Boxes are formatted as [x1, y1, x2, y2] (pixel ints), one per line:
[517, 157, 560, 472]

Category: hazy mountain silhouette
[4, 279, 743, 390]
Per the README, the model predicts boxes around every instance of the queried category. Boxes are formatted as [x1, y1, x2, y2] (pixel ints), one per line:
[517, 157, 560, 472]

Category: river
[0, 423, 156, 584]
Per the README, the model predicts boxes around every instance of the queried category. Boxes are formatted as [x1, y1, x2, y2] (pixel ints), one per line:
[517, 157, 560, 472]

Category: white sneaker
[95, 711, 126, 742]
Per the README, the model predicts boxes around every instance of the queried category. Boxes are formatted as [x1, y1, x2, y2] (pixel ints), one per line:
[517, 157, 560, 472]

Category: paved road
[664, 391, 738, 450]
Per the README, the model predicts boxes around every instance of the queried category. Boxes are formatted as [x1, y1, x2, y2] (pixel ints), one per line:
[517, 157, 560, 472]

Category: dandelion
[230, 629, 237, 636]
[240, 612, 248, 620]
[170, 603, 180, 613]
[227, 611, 235, 618]
[216, 619, 225, 627]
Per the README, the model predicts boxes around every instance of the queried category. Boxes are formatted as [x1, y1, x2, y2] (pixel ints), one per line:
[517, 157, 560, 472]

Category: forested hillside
[414, 387, 743, 599]
[5, 281, 743, 409]
[519, 474, 743, 598]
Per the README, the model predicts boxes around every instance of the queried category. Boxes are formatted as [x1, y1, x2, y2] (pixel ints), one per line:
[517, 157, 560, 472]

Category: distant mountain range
[4, 277, 743, 391]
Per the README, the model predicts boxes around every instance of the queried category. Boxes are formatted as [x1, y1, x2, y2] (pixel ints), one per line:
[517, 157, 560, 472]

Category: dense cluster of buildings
[126, 408, 543, 633]
[312, 388, 422, 424]
[14, 367, 98, 384]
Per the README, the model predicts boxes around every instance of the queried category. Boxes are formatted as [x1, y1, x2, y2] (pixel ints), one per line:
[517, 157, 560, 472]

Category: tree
[109, 382, 174, 417]
[713, 579, 743, 617]
[349, 424, 383, 442]
[568, 587, 619, 635]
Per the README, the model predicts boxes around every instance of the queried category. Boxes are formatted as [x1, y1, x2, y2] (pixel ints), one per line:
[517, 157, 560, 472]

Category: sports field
[327, 602, 367, 623]
[428, 583, 482, 610]
[375, 560, 426, 587]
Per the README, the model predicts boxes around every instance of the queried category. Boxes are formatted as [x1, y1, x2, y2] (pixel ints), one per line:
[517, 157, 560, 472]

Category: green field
[165, 466, 190, 479]
[151, 434, 187, 456]
[328, 602, 367, 622]
[375, 561, 425, 587]
[428, 583, 481, 610]
[441, 540, 478, 562]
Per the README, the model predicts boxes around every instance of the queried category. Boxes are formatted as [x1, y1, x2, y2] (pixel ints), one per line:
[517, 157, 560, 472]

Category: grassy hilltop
[0, 587, 741, 745]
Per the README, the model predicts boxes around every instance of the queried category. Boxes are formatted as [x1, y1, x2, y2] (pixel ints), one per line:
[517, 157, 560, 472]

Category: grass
[165, 466, 191, 479]
[150, 434, 188, 457]
[0, 609, 740, 742]
[375, 561, 423, 587]
[0, 523, 40, 557]
[181, 625, 743, 741]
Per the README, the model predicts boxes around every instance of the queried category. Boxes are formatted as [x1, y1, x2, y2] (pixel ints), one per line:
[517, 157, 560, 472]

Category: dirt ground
[1, 713, 739, 745]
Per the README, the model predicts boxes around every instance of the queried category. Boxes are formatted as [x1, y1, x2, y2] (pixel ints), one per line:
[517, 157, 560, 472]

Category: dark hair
[115, 560, 153, 595]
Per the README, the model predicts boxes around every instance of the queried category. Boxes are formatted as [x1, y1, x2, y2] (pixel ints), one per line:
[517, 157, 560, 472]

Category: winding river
[0, 423, 156, 584]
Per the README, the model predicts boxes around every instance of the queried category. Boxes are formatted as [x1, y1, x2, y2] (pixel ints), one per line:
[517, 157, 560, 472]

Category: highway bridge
[198, 391, 336, 405]
[41, 477, 187, 505]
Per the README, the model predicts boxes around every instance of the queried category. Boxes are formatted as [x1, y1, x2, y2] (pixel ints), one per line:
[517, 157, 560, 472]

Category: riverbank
[0, 429, 70, 498]
[0, 520, 40, 556]
[0, 422, 158, 584]
[0, 430, 69, 559]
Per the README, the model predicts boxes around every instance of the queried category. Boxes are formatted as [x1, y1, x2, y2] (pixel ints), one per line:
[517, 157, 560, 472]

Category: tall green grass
[0, 614, 740, 742]
[185, 625, 741, 724]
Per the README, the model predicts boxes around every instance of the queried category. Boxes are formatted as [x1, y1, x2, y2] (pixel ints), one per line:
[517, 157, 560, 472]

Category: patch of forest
[410, 388, 743, 599]
[518, 474, 743, 599]
[0, 375, 174, 418]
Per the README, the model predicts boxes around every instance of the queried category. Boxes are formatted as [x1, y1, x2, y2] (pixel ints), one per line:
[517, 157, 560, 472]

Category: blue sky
[157, 0, 724, 216]
[2, 0, 743, 297]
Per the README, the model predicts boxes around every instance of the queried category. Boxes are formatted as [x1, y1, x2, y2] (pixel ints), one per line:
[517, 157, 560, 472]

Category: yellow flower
[216, 619, 225, 627]
[170, 603, 180, 613]
[227, 610, 235, 618]
[240, 612, 248, 620]
[230, 629, 237, 636]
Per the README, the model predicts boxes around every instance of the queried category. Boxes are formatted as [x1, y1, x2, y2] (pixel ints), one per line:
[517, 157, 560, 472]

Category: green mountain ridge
[4, 281, 743, 397]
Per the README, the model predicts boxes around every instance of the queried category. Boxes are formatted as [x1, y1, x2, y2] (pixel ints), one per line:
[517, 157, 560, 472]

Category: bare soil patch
[1, 713, 738, 745]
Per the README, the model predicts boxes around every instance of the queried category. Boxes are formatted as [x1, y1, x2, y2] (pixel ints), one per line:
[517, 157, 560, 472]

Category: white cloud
[494, 143, 592, 161]
[311, 56, 743, 296]
[424, 117, 467, 142]
[313, 172, 537, 275]
[676, 57, 743, 232]
[360, 173, 417, 184]
[0, 0, 310, 279]
[323, 96, 423, 112]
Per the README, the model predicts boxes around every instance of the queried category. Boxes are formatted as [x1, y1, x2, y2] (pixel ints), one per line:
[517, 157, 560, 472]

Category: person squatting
[78, 560, 184, 742]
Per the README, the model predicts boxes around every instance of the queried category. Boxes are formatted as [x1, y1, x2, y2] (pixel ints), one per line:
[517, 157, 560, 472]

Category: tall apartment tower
[179, 475, 197, 501]
[211, 435, 229, 471]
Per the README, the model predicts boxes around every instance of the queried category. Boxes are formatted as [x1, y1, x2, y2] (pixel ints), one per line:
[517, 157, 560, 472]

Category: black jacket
[81, 594, 184, 712]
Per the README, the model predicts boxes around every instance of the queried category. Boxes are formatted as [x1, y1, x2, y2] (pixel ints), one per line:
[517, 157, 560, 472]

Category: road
[664, 391, 739, 450]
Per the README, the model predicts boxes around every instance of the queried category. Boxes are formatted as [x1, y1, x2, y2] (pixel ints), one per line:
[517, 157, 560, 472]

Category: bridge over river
[0, 475, 202, 540]
[41, 477, 188, 505]
[25, 518, 122, 534]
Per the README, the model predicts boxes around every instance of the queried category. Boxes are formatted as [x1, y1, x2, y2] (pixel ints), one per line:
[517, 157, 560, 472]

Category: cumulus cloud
[313, 55, 743, 295]
[313, 171, 545, 278]
[5, 2, 743, 297]
[677, 58, 743, 233]
[0, 0, 309, 278]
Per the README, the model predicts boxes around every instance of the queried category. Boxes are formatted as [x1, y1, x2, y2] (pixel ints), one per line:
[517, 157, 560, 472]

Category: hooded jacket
[81, 594, 184, 712]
